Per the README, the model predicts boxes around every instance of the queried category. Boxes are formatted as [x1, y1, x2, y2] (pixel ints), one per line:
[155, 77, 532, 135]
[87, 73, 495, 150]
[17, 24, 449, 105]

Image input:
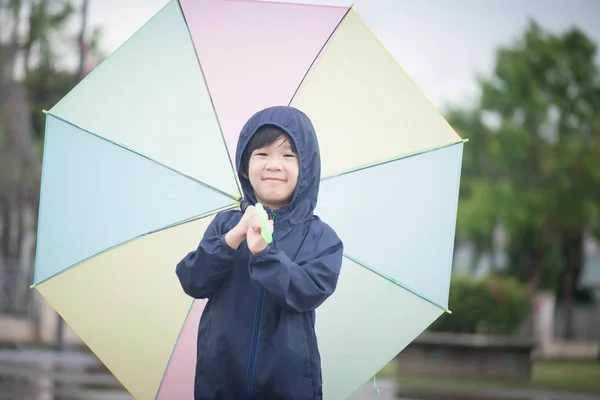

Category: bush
[429, 273, 532, 335]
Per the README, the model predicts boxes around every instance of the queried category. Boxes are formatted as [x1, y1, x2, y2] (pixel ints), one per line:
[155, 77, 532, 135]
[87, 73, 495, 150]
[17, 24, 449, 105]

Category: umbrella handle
[255, 203, 273, 244]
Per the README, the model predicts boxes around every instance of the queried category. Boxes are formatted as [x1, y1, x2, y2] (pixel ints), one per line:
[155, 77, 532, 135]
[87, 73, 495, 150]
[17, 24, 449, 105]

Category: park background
[1, 0, 599, 399]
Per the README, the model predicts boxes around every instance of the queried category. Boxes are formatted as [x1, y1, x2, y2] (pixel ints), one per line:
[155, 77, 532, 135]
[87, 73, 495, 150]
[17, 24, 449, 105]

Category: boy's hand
[247, 208, 274, 254]
[224, 205, 256, 249]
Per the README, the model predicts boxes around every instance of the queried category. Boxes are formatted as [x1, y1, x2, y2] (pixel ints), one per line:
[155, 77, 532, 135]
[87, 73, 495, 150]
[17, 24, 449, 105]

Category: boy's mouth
[263, 177, 286, 182]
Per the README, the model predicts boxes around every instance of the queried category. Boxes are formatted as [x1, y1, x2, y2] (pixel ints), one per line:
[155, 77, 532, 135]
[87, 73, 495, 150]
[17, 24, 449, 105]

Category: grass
[532, 361, 600, 394]
[377, 360, 600, 395]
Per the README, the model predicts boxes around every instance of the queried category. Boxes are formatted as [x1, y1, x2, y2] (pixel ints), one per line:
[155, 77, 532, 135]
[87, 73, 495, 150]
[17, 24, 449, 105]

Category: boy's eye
[284, 153, 297, 158]
[254, 152, 268, 157]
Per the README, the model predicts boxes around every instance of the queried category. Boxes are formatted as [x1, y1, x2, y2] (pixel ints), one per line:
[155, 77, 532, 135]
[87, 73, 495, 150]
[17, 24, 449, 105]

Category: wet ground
[1, 349, 599, 400]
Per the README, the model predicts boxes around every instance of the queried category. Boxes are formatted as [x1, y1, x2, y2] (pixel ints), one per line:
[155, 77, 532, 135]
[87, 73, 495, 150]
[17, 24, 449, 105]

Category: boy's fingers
[248, 213, 274, 237]
[250, 216, 264, 231]
[249, 216, 258, 229]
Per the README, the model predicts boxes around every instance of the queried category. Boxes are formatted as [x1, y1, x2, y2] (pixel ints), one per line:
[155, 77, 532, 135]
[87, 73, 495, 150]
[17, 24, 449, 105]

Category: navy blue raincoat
[176, 106, 344, 400]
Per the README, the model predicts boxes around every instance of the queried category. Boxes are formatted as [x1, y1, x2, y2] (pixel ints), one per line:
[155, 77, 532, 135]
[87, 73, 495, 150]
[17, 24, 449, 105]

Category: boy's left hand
[247, 208, 274, 254]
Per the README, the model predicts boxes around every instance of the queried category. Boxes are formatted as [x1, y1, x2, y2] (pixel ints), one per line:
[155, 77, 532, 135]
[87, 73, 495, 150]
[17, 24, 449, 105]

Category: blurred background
[1, 0, 599, 399]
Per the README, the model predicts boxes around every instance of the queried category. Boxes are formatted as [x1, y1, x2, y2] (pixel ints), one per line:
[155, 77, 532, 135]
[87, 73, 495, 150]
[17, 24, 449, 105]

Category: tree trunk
[560, 231, 583, 340]
[510, 227, 547, 295]
[525, 248, 544, 295]
[1, 193, 10, 257]
[2, 1, 21, 84]
[15, 164, 27, 260]
[77, 0, 90, 79]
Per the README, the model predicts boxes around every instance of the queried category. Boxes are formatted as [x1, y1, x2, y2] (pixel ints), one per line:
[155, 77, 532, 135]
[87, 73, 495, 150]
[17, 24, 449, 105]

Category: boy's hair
[239, 124, 298, 177]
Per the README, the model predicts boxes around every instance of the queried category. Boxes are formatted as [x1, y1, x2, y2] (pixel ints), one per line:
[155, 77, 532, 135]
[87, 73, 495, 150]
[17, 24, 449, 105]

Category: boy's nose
[265, 159, 283, 170]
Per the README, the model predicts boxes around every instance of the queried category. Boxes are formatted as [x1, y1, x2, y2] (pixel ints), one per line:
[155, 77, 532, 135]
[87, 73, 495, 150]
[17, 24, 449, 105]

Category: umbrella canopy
[31, 0, 464, 399]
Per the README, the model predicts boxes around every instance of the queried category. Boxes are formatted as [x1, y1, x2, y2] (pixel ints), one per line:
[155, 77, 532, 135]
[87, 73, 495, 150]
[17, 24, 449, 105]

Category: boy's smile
[247, 135, 299, 210]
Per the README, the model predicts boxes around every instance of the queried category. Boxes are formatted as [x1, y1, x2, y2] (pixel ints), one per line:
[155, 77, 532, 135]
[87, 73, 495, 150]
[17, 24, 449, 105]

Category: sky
[73, 0, 600, 112]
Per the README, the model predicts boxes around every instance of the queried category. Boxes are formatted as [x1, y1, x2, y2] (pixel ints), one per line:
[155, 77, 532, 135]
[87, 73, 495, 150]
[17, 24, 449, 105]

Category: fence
[552, 303, 600, 341]
[517, 303, 600, 342]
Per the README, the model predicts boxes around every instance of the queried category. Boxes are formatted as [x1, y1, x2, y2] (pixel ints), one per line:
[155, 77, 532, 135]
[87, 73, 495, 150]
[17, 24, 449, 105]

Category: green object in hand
[255, 203, 273, 244]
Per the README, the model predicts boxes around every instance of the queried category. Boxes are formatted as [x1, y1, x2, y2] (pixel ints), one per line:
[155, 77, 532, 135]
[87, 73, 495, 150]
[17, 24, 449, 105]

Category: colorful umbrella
[31, 0, 464, 398]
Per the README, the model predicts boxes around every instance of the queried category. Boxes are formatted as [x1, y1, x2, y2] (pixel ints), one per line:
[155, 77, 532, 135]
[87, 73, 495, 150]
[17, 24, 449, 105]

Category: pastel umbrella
[30, 0, 465, 399]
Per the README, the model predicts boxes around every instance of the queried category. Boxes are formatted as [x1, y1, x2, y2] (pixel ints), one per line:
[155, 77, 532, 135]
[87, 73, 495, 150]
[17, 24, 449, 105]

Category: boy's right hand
[224, 205, 257, 250]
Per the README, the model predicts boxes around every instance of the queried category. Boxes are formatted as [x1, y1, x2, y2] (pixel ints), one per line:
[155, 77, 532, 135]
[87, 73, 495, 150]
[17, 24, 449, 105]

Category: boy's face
[246, 135, 299, 210]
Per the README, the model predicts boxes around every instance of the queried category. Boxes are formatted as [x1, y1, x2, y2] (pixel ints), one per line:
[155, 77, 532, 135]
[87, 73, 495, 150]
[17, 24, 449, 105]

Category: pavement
[351, 379, 412, 399]
[1, 349, 600, 400]
[352, 379, 600, 400]
[397, 384, 600, 400]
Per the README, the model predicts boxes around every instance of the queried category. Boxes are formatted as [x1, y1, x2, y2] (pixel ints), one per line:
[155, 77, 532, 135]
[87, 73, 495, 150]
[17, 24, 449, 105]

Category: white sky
[72, 0, 600, 112]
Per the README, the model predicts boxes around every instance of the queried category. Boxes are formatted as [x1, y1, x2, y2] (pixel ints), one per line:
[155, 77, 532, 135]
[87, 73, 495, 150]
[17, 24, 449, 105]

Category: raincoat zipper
[245, 209, 278, 400]
[244, 288, 261, 400]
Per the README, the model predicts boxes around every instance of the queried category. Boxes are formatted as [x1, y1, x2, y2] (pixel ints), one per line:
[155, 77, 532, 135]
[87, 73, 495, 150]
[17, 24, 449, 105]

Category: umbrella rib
[343, 253, 452, 314]
[321, 139, 466, 182]
[154, 299, 196, 400]
[44, 111, 240, 202]
[30, 203, 237, 289]
[175, 1, 243, 197]
[287, 5, 352, 106]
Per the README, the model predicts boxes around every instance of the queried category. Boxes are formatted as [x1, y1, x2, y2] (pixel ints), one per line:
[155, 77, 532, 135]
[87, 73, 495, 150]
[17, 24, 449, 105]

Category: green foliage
[25, 65, 78, 141]
[0, 0, 99, 263]
[23, 0, 75, 70]
[448, 19, 600, 294]
[430, 274, 532, 334]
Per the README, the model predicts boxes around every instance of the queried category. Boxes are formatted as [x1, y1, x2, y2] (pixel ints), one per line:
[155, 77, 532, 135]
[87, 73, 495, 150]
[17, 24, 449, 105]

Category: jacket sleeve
[248, 222, 344, 313]
[176, 212, 239, 299]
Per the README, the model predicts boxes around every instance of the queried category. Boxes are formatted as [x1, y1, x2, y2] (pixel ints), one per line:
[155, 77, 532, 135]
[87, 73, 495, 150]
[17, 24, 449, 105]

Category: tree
[448, 20, 600, 337]
[22, 0, 75, 76]
[1, 2, 104, 349]
[1, 0, 104, 262]
[1, 0, 77, 259]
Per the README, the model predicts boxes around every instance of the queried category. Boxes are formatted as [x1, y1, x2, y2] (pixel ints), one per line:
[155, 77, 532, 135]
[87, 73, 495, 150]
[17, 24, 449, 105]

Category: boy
[176, 105, 344, 399]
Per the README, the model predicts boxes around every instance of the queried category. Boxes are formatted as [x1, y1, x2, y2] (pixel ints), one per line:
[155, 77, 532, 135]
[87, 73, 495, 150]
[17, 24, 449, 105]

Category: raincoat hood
[235, 105, 321, 226]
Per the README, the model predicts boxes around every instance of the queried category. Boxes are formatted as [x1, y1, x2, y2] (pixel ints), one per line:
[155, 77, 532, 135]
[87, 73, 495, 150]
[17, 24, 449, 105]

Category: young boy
[176, 105, 344, 399]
